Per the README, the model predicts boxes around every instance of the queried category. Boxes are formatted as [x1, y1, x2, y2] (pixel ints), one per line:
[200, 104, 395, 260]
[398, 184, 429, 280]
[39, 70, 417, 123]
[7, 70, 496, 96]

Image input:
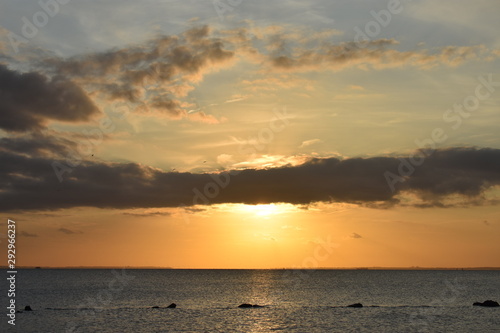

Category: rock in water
[238, 303, 253, 308]
[24, 305, 33, 311]
[473, 300, 499, 307]
[347, 303, 363, 308]
[167, 303, 177, 308]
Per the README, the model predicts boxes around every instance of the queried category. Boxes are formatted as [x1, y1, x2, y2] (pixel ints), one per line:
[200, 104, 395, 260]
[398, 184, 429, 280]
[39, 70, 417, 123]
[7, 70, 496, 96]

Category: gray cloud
[43, 26, 233, 122]
[0, 144, 499, 212]
[267, 41, 493, 72]
[123, 211, 172, 218]
[0, 133, 76, 158]
[31, 24, 498, 126]
[0, 65, 99, 132]
[58, 228, 82, 235]
[2, 24, 492, 136]
[219, 26, 498, 72]
[19, 231, 38, 237]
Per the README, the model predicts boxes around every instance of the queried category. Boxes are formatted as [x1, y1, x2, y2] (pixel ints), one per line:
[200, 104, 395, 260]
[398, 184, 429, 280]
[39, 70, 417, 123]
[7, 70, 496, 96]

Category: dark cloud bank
[0, 143, 499, 211]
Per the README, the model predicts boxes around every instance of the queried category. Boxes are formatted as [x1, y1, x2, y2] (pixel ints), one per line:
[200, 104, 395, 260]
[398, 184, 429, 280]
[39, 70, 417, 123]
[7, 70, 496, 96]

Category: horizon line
[3, 266, 500, 270]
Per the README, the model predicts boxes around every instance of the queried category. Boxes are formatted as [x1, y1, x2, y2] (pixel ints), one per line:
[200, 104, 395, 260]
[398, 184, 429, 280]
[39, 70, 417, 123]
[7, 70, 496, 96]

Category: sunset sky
[1, 0, 499, 268]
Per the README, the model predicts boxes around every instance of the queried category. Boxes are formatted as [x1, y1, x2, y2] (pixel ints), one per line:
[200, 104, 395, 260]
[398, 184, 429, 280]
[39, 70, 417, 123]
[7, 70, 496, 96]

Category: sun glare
[241, 204, 284, 218]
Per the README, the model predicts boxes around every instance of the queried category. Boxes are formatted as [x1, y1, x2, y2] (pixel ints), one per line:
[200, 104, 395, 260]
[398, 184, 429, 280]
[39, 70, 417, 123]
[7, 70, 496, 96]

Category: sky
[0, 0, 499, 268]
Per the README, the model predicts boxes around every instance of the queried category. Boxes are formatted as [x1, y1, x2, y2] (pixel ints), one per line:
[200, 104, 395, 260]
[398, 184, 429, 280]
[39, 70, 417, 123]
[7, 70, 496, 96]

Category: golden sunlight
[238, 204, 290, 218]
[222, 203, 299, 219]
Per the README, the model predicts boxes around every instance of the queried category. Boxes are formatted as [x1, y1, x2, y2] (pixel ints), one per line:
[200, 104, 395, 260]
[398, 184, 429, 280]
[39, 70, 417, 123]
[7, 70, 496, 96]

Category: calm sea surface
[1, 269, 499, 332]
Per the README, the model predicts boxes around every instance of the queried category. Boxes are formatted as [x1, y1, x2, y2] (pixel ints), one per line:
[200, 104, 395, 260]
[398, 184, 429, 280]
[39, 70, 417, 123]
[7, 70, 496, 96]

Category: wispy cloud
[3, 23, 498, 133]
[58, 228, 83, 235]
[348, 85, 364, 91]
[41, 25, 234, 123]
[123, 211, 172, 218]
[299, 139, 323, 149]
[267, 41, 495, 72]
[19, 231, 38, 237]
[224, 94, 250, 103]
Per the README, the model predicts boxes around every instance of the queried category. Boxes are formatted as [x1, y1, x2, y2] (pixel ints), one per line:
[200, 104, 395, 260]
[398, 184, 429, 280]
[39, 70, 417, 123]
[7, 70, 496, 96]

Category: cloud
[4, 24, 497, 132]
[0, 65, 99, 132]
[216, 154, 235, 166]
[19, 231, 38, 237]
[58, 228, 83, 235]
[186, 111, 222, 124]
[43, 26, 234, 122]
[1, 146, 499, 212]
[224, 94, 250, 103]
[0, 132, 77, 159]
[231, 154, 308, 170]
[299, 139, 323, 149]
[123, 211, 172, 218]
[182, 207, 209, 215]
[267, 41, 495, 72]
[350, 233, 362, 239]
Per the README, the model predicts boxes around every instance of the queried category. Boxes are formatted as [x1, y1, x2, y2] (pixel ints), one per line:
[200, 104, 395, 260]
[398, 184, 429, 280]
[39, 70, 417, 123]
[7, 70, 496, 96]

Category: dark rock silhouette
[24, 305, 33, 311]
[152, 303, 176, 308]
[238, 303, 263, 308]
[473, 300, 499, 307]
[238, 303, 253, 308]
[347, 303, 363, 308]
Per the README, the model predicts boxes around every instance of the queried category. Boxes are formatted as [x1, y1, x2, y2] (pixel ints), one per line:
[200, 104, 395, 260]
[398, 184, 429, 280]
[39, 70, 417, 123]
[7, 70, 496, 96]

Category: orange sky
[5, 199, 499, 268]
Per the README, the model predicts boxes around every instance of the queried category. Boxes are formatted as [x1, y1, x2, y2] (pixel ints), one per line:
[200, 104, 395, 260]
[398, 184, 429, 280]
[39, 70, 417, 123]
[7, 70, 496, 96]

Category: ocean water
[2, 269, 499, 332]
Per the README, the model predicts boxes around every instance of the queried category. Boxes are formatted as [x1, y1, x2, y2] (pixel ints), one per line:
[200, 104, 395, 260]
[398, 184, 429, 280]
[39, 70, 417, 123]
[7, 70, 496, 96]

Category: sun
[217, 203, 299, 220]
[241, 204, 283, 218]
